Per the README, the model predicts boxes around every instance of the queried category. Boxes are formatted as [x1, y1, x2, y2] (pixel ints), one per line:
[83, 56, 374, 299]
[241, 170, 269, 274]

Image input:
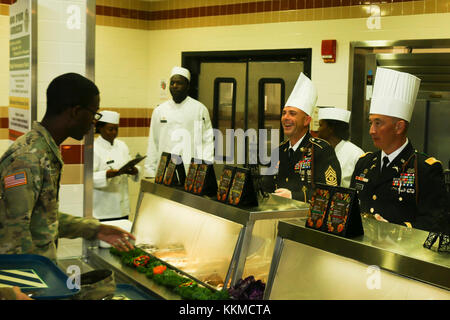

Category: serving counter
[87, 178, 309, 299]
[264, 217, 450, 300]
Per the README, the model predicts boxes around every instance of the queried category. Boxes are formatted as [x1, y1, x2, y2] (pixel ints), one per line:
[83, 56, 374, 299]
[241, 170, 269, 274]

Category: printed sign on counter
[306, 183, 363, 238]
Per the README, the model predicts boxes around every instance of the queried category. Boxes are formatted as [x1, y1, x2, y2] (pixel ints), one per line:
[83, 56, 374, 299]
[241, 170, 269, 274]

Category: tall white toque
[318, 107, 351, 123]
[170, 66, 191, 81]
[284, 72, 318, 116]
[99, 110, 120, 124]
[370, 67, 421, 122]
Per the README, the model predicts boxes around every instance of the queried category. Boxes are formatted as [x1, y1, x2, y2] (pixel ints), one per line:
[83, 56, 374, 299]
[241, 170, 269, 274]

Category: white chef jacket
[334, 140, 365, 188]
[144, 96, 214, 177]
[93, 136, 141, 220]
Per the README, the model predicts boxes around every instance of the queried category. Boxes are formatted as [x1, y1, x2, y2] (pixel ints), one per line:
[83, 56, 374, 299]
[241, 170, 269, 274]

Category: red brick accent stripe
[0, 0, 15, 4]
[0, 118, 8, 128]
[119, 117, 150, 128]
[60, 144, 84, 165]
[96, 0, 421, 21]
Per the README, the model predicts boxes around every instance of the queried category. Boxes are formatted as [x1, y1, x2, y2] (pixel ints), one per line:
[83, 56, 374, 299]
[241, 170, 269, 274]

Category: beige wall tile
[424, 0, 437, 14]
[0, 128, 8, 140]
[62, 137, 85, 145]
[0, 106, 8, 117]
[413, 1, 425, 15]
[0, 4, 9, 16]
[60, 164, 83, 185]
[391, 2, 403, 16]
[403, 2, 414, 15]
[436, 0, 448, 13]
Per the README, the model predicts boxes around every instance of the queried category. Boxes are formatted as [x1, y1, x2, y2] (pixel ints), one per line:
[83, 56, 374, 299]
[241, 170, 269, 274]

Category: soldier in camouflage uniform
[262, 73, 341, 202]
[0, 73, 135, 300]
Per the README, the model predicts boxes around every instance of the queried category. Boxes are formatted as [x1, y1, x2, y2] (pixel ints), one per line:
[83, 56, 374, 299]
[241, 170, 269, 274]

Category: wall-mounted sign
[9, 0, 35, 141]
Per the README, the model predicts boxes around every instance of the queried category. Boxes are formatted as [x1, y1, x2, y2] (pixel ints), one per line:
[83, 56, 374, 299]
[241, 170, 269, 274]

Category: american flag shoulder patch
[4, 171, 27, 189]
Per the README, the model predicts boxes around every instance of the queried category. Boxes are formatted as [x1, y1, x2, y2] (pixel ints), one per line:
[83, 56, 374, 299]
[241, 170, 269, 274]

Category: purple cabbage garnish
[228, 276, 266, 300]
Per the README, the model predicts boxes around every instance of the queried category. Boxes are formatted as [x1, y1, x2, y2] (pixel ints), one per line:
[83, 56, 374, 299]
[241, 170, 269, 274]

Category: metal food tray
[0, 254, 79, 299]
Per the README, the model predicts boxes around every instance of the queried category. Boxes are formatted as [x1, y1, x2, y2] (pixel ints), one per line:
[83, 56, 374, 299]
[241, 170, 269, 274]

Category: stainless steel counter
[135, 180, 310, 288]
[138, 179, 309, 226]
[87, 248, 180, 300]
[264, 217, 450, 299]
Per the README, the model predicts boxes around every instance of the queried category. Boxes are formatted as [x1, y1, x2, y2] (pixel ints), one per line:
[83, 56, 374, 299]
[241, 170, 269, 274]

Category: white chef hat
[284, 72, 318, 116]
[370, 67, 421, 122]
[99, 110, 120, 124]
[318, 107, 351, 123]
[170, 66, 191, 82]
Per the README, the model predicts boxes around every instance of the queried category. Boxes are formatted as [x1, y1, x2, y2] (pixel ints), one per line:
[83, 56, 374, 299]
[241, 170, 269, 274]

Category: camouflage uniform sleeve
[58, 212, 100, 240]
[0, 155, 41, 254]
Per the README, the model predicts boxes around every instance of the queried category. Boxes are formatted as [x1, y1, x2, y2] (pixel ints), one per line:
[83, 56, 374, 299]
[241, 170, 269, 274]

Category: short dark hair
[324, 119, 350, 141]
[46, 73, 99, 116]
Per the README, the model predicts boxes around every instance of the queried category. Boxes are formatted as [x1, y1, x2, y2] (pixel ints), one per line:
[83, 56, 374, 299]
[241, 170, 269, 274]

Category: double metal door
[198, 61, 303, 171]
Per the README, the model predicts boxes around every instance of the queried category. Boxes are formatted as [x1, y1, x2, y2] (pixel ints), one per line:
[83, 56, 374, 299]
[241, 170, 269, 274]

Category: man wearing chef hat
[350, 67, 447, 232]
[263, 72, 341, 202]
[144, 66, 214, 177]
[318, 107, 365, 188]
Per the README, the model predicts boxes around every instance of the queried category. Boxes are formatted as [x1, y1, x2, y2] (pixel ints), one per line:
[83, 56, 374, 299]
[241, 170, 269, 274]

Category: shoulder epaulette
[425, 157, 441, 166]
[359, 152, 372, 159]
[309, 137, 329, 149]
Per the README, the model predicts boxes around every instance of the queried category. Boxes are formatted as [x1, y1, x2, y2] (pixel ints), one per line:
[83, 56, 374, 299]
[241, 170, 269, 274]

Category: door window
[259, 79, 285, 158]
[214, 78, 236, 161]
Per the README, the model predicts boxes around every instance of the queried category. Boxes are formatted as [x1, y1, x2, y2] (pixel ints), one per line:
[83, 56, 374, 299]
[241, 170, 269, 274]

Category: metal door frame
[349, 39, 450, 151]
[182, 49, 312, 102]
[257, 77, 286, 142]
[213, 77, 237, 130]
[184, 49, 311, 166]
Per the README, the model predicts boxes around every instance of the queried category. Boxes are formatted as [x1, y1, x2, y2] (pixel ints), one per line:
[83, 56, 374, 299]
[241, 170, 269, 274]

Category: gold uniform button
[372, 195, 377, 200]
[370, 208, 374, 213]
[399, 197, 403, 201]
[286, 178, 289, 182]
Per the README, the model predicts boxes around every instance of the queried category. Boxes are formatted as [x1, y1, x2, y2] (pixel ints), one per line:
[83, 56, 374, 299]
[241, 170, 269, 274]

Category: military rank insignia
[325, 166, 338, 186]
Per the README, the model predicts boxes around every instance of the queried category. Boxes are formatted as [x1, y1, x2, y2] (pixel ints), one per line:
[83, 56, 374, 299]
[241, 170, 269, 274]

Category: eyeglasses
[85, 108, 103, 121]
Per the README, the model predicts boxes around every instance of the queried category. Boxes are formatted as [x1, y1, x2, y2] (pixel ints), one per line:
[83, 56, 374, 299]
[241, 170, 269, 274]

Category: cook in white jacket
[144, 66, 214, 177]
[93, 110, 141, 221]
[317, 107, 365, 188]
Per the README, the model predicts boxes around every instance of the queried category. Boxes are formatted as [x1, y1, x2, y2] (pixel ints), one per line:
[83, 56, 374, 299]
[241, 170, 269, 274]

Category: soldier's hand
[97, 225, 136, 252]
[374, 214, 389, 223]
[273, 188, 292, 199]
[12, 286, 33, 300]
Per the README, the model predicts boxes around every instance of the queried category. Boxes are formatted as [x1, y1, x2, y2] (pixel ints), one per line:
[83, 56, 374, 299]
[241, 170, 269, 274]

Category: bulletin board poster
[9, 0, 34, 141]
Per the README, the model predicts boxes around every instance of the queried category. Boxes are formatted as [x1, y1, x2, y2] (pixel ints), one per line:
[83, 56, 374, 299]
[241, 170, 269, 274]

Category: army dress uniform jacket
[350, 141, 447, 232]
[263, 132, 341, 202]
[0, 122, 100, 261]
